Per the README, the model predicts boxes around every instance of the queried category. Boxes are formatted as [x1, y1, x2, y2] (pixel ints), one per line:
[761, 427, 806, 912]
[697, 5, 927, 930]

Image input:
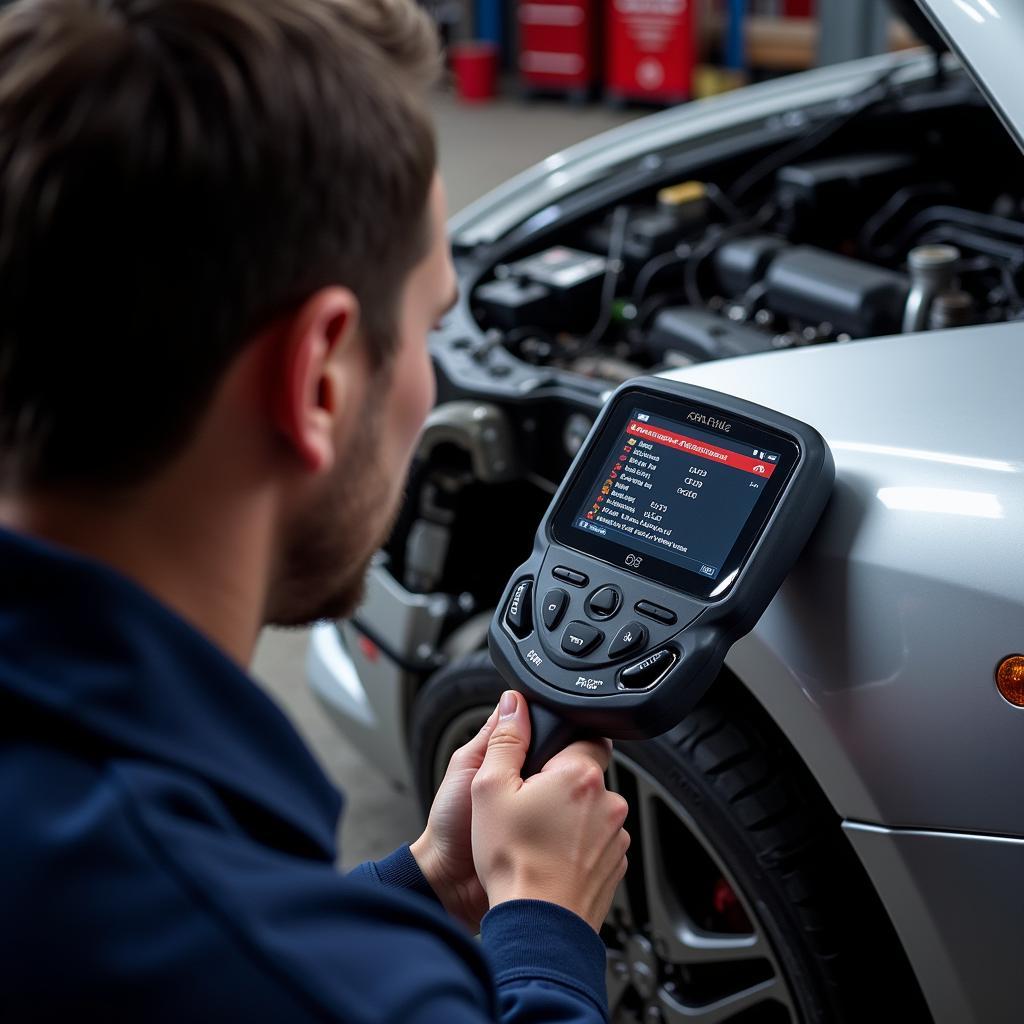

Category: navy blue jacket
[0, 528, 607, 1022]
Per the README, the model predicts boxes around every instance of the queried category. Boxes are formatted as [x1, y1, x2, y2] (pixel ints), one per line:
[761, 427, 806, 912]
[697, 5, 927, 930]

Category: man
[0, 0, 630, 1020]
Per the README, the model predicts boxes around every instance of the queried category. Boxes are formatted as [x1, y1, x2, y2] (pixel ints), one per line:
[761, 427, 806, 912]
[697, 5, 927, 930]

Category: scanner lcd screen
[551, 393, 800, 599]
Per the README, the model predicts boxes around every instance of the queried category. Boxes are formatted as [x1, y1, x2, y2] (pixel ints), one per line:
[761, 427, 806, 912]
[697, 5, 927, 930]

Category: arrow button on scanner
[560, 621, 603, 658]
[609, 621, 647, 660]
[542, 588, 569, 631]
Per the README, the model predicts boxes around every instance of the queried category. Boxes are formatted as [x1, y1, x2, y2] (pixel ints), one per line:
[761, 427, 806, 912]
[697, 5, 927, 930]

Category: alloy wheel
[604, 756, 796, 1023]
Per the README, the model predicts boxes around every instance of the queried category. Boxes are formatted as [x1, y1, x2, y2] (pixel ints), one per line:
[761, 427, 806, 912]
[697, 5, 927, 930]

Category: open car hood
[888, 0, 948, 52]
[914, 0, 1024, 156]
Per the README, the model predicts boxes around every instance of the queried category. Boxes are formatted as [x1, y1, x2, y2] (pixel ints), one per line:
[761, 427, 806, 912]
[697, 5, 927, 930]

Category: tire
[410, 651, 930, 1023]
[410, 649, 506, 808]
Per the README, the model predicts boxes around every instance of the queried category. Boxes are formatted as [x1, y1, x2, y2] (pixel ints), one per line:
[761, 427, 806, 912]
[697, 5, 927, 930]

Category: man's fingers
[545, 736, 613, 774]
[473, 691, 531, 788]
[448, 706, 499, 773]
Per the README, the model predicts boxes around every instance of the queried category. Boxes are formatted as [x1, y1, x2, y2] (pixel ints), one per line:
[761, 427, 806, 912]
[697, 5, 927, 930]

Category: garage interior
[7, 0, 1017, 1021]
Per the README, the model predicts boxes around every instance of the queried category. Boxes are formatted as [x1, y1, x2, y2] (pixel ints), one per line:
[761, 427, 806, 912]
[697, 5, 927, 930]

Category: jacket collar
[0, 526, 341, 859]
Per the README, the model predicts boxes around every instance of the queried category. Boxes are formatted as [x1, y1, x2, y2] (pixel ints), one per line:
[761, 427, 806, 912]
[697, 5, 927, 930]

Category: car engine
[466, 86, 1024, 386]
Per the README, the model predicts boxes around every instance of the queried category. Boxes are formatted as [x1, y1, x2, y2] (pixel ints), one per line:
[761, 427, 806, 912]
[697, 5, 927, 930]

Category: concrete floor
[433, 84, 641, 210]
[252, 87, 639, 869]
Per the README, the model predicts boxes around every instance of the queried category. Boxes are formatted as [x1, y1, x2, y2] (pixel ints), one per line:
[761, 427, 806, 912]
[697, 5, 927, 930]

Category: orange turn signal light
[995, 655, 1024, 707]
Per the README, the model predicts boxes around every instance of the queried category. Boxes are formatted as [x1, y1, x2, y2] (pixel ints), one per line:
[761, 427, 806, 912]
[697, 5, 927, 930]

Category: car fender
[659, 321, 1024, 835]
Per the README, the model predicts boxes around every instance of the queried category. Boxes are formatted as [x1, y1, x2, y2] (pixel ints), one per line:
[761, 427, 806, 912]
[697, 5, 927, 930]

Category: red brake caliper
[712, 876, 751, 932]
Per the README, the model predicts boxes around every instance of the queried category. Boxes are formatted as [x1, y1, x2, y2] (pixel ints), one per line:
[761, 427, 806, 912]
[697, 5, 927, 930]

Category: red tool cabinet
[605, 0, 695, 105]
[518, 0, 600, 98]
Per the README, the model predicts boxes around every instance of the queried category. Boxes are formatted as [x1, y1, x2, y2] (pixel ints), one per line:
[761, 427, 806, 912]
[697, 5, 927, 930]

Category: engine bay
[465, 77, 1024, 386]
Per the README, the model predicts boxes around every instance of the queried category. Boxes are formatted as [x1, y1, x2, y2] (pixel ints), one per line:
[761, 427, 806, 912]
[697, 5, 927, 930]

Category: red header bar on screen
[626, 420, 777, 478]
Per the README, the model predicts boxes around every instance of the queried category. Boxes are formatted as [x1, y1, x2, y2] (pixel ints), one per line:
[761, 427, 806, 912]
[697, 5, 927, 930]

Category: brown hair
[0, 0, 440, 489]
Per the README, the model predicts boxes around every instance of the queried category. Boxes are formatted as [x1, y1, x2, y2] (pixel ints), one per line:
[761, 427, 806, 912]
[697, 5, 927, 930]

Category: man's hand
[410, 704, 499, 932]
[471, 690, 630, 932]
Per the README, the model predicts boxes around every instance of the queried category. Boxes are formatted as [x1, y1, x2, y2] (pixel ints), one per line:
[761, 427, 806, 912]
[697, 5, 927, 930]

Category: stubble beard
[265, 392, 403, 628]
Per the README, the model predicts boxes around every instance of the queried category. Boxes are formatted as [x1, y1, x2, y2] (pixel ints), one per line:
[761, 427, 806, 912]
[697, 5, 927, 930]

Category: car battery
[605, 0, 695, 105]
[518, 0, 601, 98]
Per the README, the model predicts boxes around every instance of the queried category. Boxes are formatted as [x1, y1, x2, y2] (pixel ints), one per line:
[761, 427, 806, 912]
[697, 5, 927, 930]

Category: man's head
[0, 0, 456, 626]
[266, 174, 455, 625]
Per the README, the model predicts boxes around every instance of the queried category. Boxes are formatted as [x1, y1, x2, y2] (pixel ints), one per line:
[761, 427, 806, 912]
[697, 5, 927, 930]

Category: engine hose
[684, 205, 776, 308]
[578, 204, 630, 353]
[916, 226, 1024, 266]
[882, 205, 1024, 261]
[858, 183, 956, 255]
[632, 249, 689, 307]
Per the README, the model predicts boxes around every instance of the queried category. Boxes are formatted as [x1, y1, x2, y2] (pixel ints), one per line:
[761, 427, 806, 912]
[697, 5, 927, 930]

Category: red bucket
[451, 41, 498, 103]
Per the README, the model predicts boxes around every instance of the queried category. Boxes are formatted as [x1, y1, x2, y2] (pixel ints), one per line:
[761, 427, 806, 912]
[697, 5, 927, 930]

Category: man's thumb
[479, 690, 531, 780]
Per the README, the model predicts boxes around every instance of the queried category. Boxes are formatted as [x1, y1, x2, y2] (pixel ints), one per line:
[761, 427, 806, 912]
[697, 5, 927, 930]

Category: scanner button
[553, 566, 589, 588]
[542, 589, 569, 631]
[619, 648, 677, 690]
[586, 586, 621, 620]
[505, 580, 533, 639]
[560, 621, 603, 658]
[635, 600, 677, 625]
[609, 621, 647, 660]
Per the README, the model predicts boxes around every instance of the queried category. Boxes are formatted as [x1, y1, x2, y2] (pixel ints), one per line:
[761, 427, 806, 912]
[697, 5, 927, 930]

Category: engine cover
[765, 247, 910, 337]
[647, 308, 776, 363]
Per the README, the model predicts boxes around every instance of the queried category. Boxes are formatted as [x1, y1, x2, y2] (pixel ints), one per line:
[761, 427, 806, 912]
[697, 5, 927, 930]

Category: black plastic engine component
[474, 278, 552, 331]
[488, 246, 608, 332]
[505, 246, 607, 289]
[713, 235, 788, 296]
[775, 153, 916, 243]
[587, 199, 709, 271]
[588, 208, 678, 267]
[765, 246, 910, 337]
[646, 307, 776, 363]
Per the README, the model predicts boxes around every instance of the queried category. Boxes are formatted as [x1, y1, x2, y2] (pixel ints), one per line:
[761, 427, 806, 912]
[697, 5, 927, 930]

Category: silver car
[308, 2, 1024, 1021]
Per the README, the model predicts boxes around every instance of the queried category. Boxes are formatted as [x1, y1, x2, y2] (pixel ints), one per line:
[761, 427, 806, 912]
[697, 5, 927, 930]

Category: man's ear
[270, 286, 362, 474]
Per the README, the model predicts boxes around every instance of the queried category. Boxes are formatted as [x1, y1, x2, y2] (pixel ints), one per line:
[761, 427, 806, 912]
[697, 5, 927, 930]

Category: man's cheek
[390, 333, 434, 455]
[421, 346, 437, 420]
[406, 336, 435, 433]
